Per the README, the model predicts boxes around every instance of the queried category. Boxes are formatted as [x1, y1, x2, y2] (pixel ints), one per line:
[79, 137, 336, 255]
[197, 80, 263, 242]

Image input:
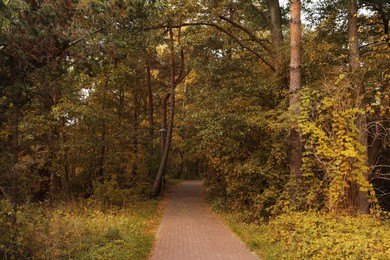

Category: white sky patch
[280, 0, 319, 25]
[280, 0, 288, 8]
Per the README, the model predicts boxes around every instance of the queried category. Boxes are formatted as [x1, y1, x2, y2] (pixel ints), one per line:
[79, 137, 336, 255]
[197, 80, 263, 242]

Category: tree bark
[160, 94, 170, 159]
[289, 0, 302, 179]
[146, 63, 155, 179]
[10, 96, 20, 224]
[348, 0, 360, 74]
[268, 0, 284, 73]
[132, 93, 139, 180]
[48, 94, 62, 200]
[118, 84, 126, 177]
[146, 63, 154, 143]
[62, 117, 70, 198]
[153, 27, 176, 197]
[348, 0, 369, 213]
[97, 75, 109, 180]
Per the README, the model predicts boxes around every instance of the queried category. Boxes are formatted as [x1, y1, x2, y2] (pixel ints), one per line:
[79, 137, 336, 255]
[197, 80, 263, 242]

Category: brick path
[150, 180, 258, 260]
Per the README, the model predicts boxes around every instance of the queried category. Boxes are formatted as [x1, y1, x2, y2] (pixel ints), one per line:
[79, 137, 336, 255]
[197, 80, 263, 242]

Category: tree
[288, 0, 302, 179]
[347, 0, 369, 213]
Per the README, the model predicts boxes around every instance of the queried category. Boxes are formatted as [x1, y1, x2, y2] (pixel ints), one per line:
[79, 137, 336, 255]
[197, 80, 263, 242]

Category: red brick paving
[150, 180, 258, 260]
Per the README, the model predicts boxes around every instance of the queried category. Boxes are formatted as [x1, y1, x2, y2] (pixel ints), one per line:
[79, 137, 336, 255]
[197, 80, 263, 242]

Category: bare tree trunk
[146, 63, 155, 179]
[10, 96, 20, 224]
[348, 0, 369, 213]
[60, 117, 70, 198]
[49, 95, 62, 200]
[160, 94, 170, 159]
[268, 0, 284, 73]
[175, 150, 183, 179]
[118, 84, 126, 177]
[153, 27, 176, 197]
[156, 94, 169, 191]
[289, 0, 302, 179]
[348, 0, 360, 73]
[132, 93, 139, 180]
[97, 75, 109, 180]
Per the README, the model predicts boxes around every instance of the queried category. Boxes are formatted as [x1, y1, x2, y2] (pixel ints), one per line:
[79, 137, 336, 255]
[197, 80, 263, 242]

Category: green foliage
[0, 199, 161, 259]
[222, 211, 390, 259]
[176, 31, 290, 219]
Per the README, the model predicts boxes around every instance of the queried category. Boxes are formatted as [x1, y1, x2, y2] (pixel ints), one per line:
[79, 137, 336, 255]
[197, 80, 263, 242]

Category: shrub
[0, 199, 160, 259]
[225, 211, 390, 259]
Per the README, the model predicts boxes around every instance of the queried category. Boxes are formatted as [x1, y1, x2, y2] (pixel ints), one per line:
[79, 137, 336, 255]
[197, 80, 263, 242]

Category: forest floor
[149, 180, 258, 260]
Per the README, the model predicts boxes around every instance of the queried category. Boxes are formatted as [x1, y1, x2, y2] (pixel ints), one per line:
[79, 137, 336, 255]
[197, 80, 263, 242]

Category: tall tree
[268, 0, 284, 73]
[347, 0, 369, 213]
[289, 0, 302, 179]
[153, 27, 177, 197]
[146, 62, 155, 179]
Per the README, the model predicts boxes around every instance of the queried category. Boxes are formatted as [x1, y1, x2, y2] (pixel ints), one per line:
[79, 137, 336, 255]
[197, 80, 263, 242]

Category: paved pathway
[150, 180, 258, 260]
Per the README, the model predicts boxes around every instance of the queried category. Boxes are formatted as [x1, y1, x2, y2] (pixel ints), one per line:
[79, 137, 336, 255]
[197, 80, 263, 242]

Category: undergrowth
[0, 198, 162, 259]
[221, 211, 390, 259]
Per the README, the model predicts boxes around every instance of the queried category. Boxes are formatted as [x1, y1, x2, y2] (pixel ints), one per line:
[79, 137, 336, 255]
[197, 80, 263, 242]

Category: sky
[280, 0, 289, 8]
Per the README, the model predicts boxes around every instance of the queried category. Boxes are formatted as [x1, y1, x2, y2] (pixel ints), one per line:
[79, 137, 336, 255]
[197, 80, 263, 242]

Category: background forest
[0, 0, 390, 259]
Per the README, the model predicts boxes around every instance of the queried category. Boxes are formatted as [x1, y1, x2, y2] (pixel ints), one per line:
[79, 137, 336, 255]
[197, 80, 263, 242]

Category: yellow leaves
[151, 68, 159, 78]
[155, 44, 168, 57]
[299, 81, 377, 212]
[366, 105, 375, 115]
[341, 148, 358, 158]
[183, 69, 197, 85]
[335, 73, 346, 84]
[251, 210, 390, 259]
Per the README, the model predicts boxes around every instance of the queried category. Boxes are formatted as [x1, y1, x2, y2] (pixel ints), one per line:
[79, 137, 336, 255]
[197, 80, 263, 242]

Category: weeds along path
[150, 180, 258, 260]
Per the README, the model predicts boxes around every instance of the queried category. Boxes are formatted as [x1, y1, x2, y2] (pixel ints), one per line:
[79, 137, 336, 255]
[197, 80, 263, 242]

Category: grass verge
[217, 211, 390, 259]
[1, 199, 163, 259]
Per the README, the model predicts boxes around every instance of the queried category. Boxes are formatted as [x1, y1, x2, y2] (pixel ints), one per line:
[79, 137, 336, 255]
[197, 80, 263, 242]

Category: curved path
[150, 180, 258, 260]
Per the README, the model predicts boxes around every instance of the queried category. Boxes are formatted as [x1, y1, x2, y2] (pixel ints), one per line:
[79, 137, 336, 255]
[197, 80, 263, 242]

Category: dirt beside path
[150, 180, 258, 260]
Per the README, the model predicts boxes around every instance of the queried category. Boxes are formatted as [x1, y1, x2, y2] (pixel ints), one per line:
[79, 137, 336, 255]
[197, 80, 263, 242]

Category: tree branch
[144, 22, 275, 72]
[175, 68, 192, 87]
[67, 20, 116, 49]
[219, 15, 273, 55]
[210, 23, 275, 71]
[250, 3, 271, 27]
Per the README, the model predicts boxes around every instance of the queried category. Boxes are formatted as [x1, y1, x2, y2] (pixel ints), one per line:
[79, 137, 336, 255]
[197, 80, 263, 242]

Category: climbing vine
[299, 77, 377, 213]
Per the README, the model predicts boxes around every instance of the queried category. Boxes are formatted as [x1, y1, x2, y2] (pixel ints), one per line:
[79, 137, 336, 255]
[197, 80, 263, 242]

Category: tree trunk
[97, 75, 109, 180]
[268, 0, 284, 73]
[132, 93, 139, 180]
[153, 27, 176, 197]
[160, 94, 170, 159]
[158, 96, 168, 192]
[175, 151, 183, 179]
[348, 0, 360, 73]
[61, 117, 70, 198]
[10, 96, 20, 224]
[348, 0, 369, 214]
[146, 63, 155, 179]
[48, 94, 62, 201]
[118, 84, 126, 177]
[289, 0, 302, 179]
